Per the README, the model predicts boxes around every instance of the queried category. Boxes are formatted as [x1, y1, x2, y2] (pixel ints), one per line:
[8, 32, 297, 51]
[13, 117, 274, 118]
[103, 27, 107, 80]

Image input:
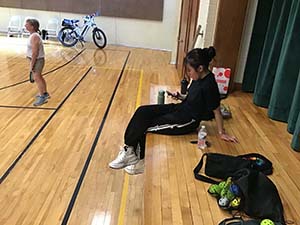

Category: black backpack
[232, 169, 285, 224]
[208, 169, 286, 225]
[193, 153, 273, 184]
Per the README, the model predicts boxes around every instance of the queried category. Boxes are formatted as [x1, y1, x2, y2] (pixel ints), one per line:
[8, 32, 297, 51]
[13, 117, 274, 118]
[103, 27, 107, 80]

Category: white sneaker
[125, 159, 145, 175]
[109, 146, 139, 169]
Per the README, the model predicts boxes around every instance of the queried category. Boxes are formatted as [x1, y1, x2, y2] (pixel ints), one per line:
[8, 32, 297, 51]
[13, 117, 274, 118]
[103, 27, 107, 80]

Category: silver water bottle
[157, 90, 165, 104]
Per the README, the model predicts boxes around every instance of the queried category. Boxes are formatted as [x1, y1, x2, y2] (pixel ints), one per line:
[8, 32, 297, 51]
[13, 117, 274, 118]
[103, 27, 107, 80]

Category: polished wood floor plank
[0, 67, 125, 225]
[0, 38, 82, 88]
[67, 47, 300, 225]
[0, 39, 299, 225]
[67, 49, 175, 225]
[67, 69, 142, 225]
[0, 65, 89, 107]
[68, 48, 130, 68]
[0, 108, 52, 177]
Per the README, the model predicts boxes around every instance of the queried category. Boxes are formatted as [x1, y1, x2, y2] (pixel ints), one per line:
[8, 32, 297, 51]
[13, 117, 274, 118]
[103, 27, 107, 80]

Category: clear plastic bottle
[198, 125, 207, 149]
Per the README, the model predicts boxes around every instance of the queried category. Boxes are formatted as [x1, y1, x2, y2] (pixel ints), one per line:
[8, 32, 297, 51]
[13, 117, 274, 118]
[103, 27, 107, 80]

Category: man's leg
[34, 72, 47, 95]
[32, 59, 49, 106]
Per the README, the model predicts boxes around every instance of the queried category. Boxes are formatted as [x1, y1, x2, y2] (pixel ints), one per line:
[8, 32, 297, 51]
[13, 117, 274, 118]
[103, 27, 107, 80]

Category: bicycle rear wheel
[58, 27, 78, 47]
[92, 28, 107, 49]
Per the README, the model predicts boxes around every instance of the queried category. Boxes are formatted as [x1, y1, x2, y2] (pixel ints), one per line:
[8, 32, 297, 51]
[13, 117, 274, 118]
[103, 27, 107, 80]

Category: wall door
[212, 0, 249, 91]
[194, 0, 212, 48]
[176, 0, 249, 91]
[176, 0, 200, 80]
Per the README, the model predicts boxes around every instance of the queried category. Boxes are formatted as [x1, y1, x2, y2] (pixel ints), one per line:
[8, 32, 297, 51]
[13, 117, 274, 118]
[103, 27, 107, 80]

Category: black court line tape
[0, 105, 56, 110]
[0, 48, 85, 91]
[0, 66, 92, 184]
[61, 51, 131, 225]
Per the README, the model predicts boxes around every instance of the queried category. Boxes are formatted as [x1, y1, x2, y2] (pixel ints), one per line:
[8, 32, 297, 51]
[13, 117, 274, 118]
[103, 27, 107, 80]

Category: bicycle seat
[62, 19, 80, 26]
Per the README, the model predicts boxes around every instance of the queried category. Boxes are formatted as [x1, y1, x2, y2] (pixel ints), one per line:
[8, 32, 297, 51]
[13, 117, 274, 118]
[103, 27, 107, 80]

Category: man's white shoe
[109, 146, 139, 169]
[125, 159, 145, 175]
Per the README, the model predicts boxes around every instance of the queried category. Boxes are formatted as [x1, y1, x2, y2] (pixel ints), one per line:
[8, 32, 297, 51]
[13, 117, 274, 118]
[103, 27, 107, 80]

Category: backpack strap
[193, 153, 219, 184]
[218, 217, 244, 225]
[218, 217, 263, 225]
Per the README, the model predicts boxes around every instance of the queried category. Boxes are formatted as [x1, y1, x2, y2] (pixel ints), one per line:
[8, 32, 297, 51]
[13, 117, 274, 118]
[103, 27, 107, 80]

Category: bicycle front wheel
[58, 27, 78, 47]
[92, 28, 107, 49]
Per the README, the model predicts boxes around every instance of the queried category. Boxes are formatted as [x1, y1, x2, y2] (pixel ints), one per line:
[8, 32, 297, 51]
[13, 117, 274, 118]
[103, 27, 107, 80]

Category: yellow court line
[135, 70, 143, 109]
[117, 69, 143, 225]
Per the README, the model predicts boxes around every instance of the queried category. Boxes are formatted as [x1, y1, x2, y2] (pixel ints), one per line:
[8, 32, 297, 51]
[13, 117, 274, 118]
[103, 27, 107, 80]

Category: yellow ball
[230, 197, 241, 208]
[260, 219, 275, 225]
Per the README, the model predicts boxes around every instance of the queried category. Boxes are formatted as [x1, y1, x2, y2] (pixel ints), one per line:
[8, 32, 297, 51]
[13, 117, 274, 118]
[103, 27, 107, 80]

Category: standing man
[25, 18, 50, 106]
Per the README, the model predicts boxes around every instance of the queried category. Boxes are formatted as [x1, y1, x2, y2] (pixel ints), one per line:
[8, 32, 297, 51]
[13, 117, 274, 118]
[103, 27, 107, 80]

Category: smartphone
[166, 90, 175, 97]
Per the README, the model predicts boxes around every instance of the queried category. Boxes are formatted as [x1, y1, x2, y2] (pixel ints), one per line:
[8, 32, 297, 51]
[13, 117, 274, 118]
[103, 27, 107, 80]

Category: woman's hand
[219, 133, 238, 143]
[166, 90, 177, 97]
[166, 91, 186, 100]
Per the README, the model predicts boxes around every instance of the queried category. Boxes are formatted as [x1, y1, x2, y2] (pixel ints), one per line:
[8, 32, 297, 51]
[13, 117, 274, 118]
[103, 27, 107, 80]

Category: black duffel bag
[193, 153, 273, 184]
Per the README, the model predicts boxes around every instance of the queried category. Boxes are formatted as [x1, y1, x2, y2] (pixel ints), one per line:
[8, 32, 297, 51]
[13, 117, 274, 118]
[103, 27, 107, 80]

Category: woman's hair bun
[207, 46, 216, 62]
[185, 46, 216, 69]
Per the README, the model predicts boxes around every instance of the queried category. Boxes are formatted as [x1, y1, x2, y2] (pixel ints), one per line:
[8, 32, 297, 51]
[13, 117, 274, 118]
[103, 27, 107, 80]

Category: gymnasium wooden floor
[0, 37, 299, 225]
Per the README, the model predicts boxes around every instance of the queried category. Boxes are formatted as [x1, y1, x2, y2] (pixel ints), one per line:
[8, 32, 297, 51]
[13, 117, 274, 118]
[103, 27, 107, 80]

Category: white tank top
[26, 33, 45, 59]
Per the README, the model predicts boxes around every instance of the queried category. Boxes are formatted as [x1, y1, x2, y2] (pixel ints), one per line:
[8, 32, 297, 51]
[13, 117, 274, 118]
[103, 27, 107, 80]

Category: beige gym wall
[0, 0, 181, 62]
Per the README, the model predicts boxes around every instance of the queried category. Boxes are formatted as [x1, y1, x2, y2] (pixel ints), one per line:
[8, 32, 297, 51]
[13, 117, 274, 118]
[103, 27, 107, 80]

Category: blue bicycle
[58, 13, 107, 48]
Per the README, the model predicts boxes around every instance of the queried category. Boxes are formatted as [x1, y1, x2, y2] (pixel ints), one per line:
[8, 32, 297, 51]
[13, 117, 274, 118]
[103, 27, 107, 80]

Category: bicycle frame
[78, 15, 98, 40]
[58, 13, 107, 48]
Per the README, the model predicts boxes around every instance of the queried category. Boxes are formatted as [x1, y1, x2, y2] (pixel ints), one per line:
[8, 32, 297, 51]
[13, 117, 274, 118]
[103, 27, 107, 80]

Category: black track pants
[124, 104, 199, 159]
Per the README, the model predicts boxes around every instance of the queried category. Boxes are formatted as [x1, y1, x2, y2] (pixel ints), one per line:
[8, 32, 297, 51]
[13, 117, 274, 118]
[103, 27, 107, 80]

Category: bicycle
[57, 13, 107, 49]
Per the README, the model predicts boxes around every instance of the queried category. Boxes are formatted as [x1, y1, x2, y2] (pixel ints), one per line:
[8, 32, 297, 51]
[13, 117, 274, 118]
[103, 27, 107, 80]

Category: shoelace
[116, 146, 128, 162]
